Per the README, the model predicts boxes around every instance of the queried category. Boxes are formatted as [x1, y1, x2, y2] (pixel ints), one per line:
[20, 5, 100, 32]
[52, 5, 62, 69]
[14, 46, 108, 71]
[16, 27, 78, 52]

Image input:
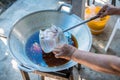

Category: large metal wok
[8, 4, 92, 72]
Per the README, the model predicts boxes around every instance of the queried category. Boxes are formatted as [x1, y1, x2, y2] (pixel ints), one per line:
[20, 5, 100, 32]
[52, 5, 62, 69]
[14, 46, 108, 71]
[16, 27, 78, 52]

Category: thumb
[100, 11, 108, 18]
[55, 53, 63, 58]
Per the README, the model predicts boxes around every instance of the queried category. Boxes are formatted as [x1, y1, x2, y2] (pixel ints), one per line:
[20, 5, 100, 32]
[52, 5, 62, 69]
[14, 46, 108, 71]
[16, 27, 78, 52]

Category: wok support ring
[20, 64, 82, 80]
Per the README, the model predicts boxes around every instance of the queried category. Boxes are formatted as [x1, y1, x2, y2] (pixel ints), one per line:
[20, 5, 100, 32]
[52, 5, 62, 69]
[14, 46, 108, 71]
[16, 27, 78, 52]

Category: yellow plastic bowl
[85, 6, 110, 35]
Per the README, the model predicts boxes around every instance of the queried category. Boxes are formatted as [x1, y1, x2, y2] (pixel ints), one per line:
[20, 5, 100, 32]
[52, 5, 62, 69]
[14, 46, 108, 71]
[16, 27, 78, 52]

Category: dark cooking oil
[25, 31, 78, 67]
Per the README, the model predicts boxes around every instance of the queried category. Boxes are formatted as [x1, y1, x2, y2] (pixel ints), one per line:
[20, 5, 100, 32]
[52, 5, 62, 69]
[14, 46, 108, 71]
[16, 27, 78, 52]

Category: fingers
[52, 50, 61, 58]
[53, 50, 63, 58]
[52, 45, 63, 53]
[55, 44, 64, 48]
[53, 48, 61, 52]
[55, 52, 70, 60]
[100, 10, 108, 18]
[55, 53, 62, 58]
[52, 45, 63, 55]
[52, 44, 75, 60]
[52, 49, 61, 55]
[97, 4, 113, 18]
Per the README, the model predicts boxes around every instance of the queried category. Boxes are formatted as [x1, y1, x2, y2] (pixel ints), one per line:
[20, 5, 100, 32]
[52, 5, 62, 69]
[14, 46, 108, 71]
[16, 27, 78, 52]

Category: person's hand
[97, 4, 116, 18]
[52, 44, 77, 60]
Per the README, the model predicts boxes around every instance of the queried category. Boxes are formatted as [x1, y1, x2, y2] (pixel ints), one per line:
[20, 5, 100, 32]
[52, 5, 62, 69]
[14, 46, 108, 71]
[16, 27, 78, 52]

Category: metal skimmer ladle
[40, 15, 100, 53]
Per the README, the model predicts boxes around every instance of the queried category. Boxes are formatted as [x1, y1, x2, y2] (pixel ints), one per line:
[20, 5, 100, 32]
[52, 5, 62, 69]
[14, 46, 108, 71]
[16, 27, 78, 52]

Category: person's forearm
[71, 50, 120, 75]
[114, 7, 120, 15]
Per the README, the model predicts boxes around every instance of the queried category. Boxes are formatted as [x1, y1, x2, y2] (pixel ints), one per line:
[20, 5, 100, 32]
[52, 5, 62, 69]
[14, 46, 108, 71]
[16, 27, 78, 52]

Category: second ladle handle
[63, 15, 100, 32]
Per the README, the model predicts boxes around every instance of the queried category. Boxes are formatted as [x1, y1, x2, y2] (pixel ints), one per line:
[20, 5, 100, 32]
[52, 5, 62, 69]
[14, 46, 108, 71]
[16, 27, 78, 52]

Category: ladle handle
[63, 15, 100, 32]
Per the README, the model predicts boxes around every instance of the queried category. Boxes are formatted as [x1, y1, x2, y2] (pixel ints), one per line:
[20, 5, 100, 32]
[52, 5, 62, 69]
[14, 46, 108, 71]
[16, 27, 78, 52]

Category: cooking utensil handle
[63, 15, 100, 32]
[58, 3, 72, 14]
[18, 64, 36, 72]
[0, 34, 7, 39]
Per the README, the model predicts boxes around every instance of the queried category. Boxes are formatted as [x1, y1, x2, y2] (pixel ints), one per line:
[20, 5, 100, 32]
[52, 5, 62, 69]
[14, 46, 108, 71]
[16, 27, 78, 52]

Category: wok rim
[8, 10, 92, 72]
